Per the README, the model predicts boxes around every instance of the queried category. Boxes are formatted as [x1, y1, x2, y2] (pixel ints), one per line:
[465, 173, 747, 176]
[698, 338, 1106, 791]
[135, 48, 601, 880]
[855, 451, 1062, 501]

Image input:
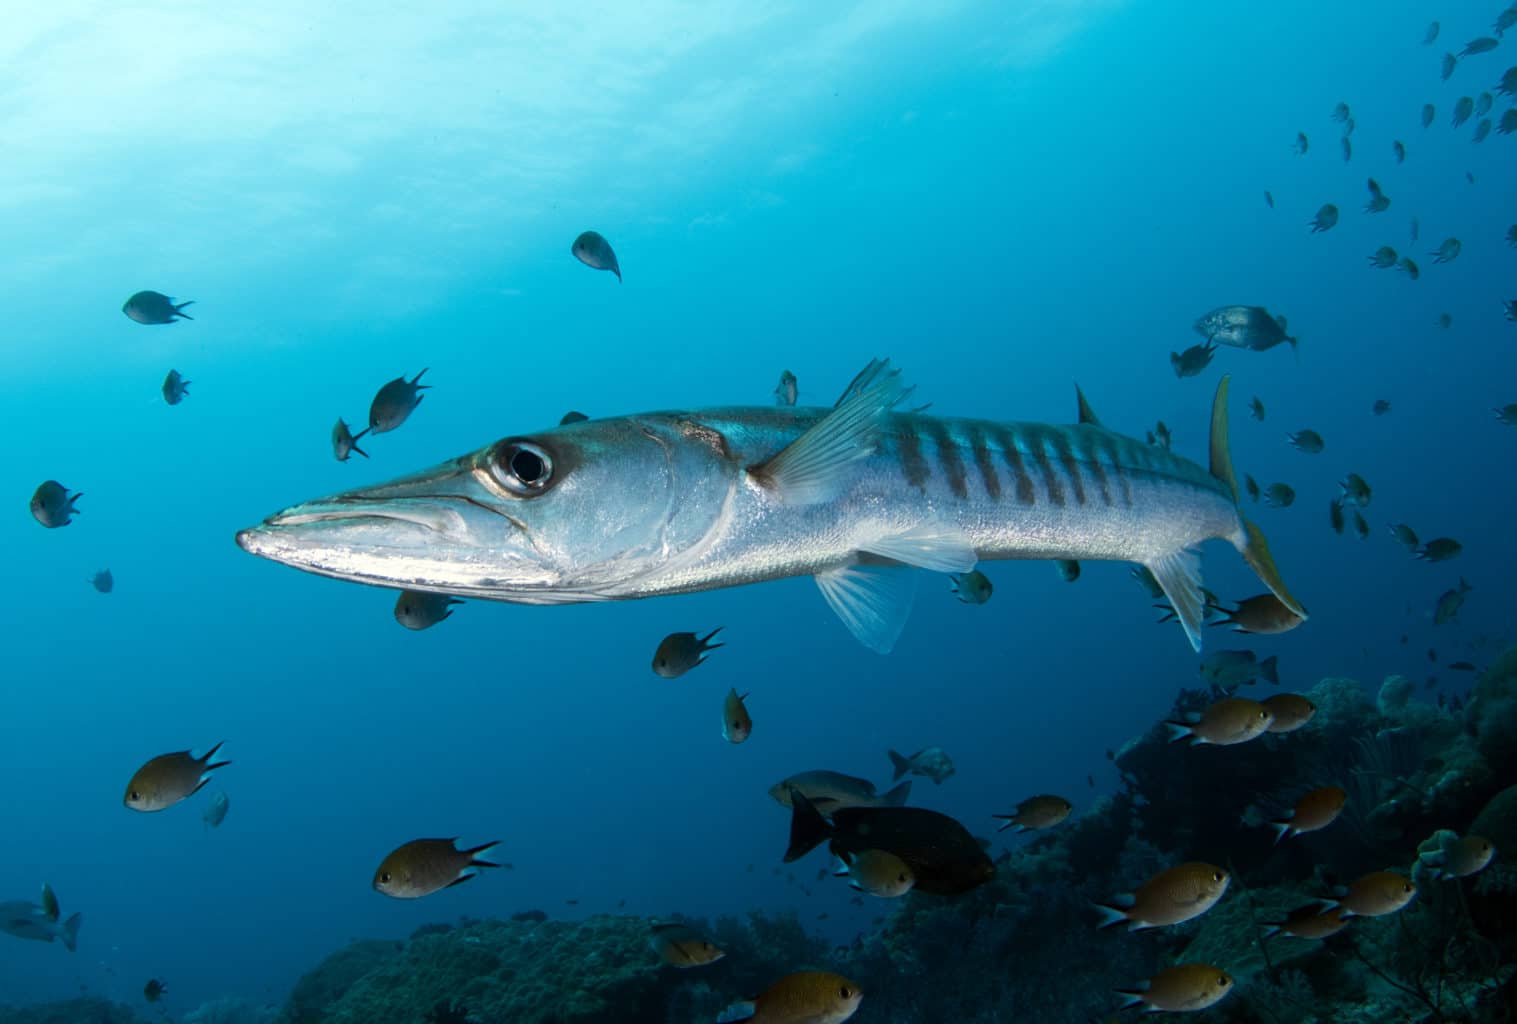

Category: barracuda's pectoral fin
[816, 522, 977, 652]
[750, 357, 910, 504]
[815, 563, 917, 654]
[1143, 549, 1205, 652]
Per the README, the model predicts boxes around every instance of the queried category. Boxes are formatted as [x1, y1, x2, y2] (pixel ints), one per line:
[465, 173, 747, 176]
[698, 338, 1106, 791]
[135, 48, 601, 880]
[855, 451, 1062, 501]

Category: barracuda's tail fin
[1210, 376, 1309, 622]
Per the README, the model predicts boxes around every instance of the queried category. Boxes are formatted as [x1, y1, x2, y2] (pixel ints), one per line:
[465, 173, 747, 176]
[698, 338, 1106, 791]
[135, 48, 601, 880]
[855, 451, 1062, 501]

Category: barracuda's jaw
[235, 460, 561, 598]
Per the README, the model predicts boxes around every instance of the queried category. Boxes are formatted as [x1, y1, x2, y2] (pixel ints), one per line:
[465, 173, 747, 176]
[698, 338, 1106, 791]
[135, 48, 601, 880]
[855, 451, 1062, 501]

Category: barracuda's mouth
[234, 464, 565, 598]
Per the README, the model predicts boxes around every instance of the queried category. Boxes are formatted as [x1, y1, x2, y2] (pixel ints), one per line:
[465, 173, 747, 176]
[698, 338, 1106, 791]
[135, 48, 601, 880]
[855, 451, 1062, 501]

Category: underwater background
[3, 1, 1516, 1021]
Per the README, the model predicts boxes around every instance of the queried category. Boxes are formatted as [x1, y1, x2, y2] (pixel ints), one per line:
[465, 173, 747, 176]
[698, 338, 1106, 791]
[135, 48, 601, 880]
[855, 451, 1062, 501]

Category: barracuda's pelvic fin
[816, 563, 917, 654]
[748, 359, 912, 504]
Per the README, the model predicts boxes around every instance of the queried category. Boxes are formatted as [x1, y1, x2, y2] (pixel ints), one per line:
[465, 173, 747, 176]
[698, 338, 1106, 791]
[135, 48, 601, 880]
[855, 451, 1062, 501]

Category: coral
[1376, 675, 1415, 715]
[184, 998, 279, 1024]
[283, 939, 404, 1024]
[0, 999, 143, 1024]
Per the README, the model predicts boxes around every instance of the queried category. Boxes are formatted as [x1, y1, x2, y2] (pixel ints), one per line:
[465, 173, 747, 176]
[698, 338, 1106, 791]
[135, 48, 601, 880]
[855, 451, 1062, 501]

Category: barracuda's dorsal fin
[749, 358, 911, 504]
[1075, 384, 1101, 426]
[1144, 549, 1205, 652]
[814, 563, 916, 654]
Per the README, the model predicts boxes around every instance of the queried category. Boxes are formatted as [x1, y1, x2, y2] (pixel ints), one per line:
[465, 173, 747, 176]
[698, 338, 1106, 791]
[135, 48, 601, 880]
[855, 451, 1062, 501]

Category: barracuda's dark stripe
[966, 423, 1001, 500]
[993, 426, 1036, 504]
[925, 420, 968, 500]
[895, 422, 931, 492]
[1077, 432, 1114, 505]
[1023, 426, 1066, 507]
[1050, 431, 1087, 506]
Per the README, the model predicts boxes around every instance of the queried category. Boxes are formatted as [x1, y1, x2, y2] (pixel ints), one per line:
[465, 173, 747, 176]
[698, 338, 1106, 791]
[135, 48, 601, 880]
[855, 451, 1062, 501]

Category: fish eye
[380, 872, 391, 883]
[489, 440, 555, 496]
[839, 986, 852, 999]
[1403, 882, 1413, 892]
[128, 791, 139, 801]
[1213, 871, 1224, 882]
[1218, 976, 1231, 987]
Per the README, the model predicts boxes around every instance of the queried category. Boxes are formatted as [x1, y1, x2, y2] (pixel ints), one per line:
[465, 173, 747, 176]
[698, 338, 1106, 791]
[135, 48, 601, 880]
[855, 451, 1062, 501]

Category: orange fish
[1096, 862, 1230, 931]
[1270, 786, 1347, 843]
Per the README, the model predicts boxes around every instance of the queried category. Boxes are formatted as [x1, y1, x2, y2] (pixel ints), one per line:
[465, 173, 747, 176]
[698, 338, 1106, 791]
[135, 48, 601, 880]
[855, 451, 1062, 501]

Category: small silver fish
[161, 369, 191, 405]
[722, 688, 752, 744]
[1248, 397, 1264, 421]
[571, 230, 621, 281]
[1392, 140, 1405, 163]
[91, 569, 113, 593]
[1331, 101, 1351, 123]
[1422, 103, 1435, 129]
[1367, 246, 1397, 269]
[652, 628, 724, 678]
[1423, 21, 1440, 45]
[203, 791, 230, 829]
[1292, 132, 1308, 155]
[1453, 96, 1475, 127]
[1398, 257, 1420, 280]
[331, 418, 370, 461]
[887, 746, 955, 785]
[1498, 109, 1517, 135]
[1417, 538, 1462, 562]
[1442, 53, 1459, 81]
[1473, 118, 1492, 143]
[1339, 473, 1371, 507]
[393, 590, 462, 630]
[1363, 178, 1389, 213]
[949, 570, 993, 604]
[1263, 483, 1295, 508]
[1460, 37, 1499, 57]
[1169, 342, 1216, 378]
[1431, 238, 1462, 264]
[123, 290, 194, 325]
[1433, 579, 1471, 624]
[1387, 523, 1420, 550]
[1309, 204, 1338, 232]
[1287, 429, 1324, 454]
[30, 480, 81, 528]
[1477, 91, 1495, 116]
[368, 369, 430, 434]
[774, 371, 798, 406]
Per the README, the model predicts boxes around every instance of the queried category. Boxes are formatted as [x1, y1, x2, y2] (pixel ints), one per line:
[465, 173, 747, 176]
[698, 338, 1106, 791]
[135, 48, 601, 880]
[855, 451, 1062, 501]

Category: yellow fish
[992, 794, 1073, 833]
[1117, 963, 1233, 1013]
[722, 689, 752, 744]
[649, 922, 725, 968]
[372, 838, 501, 899]
[1096, 862, 1230, 930]
[718, 970, 862, 1024]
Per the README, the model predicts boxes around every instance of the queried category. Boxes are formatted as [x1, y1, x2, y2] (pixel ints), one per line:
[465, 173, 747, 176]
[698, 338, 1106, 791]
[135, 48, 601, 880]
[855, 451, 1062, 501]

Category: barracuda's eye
[491, 441, 554, 495]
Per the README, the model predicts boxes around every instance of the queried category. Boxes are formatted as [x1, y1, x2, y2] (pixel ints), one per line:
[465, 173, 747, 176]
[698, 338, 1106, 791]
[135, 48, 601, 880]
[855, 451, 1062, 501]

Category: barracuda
[236, 360, 1306, 653]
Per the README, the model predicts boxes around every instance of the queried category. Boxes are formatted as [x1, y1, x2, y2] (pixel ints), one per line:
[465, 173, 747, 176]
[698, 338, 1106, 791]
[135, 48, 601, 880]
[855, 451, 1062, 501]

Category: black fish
[783, 790, 994, 896]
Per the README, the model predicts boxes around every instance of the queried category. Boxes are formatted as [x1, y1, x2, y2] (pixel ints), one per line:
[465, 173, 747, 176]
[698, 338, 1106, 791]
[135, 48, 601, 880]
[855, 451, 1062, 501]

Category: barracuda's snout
[236, 417, 722, 602]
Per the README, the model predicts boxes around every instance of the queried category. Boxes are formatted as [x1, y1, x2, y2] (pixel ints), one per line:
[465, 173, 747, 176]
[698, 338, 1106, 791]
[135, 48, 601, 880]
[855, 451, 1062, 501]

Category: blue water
[3, 0, 1514, 1011]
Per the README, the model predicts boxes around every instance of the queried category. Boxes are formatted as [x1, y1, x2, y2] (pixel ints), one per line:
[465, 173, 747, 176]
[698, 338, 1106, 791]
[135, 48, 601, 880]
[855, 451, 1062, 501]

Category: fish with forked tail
[235, 362, 1306, 655]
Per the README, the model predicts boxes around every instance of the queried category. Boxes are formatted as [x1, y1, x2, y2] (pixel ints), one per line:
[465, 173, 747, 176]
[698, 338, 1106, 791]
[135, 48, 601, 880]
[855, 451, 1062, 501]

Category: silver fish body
[238, 368, 1301, 652]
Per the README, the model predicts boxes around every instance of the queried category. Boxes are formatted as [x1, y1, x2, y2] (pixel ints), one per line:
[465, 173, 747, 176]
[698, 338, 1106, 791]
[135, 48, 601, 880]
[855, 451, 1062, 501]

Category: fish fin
[1092, 902, 1131, 930]
[1164, 721, 1194, 744]
[445, 873, 478, 888]
[750, 358, 910, 504]
[887, 749, 912, 782]
[1144, 549, 1206, 652]
[1208, 375, 1240, 503]
[59, 913, 81, 953]
[1234, 518, 1308, 621]
[784, 789, 835, 863]
[411, 367, 430, 387]
[815, 563, 916, 654]
[1271, 822, 1294, 846]
[1074, 384, 1101, 426]
[463, 841, 502, 867]
[1114, 992, 1146, 1011]
[1259, 655, 1280, 686]
[716, 1001, 757, 1024]
[351, 442, 369, 459]
[1259, 924, 1282, 941]
[173, 301, 195, 320]
[992, 816, 1024, 834]
[699, 626, 725, 649]
[858, 522, 978, 574]
[833, 357, 892, 408]
[881, 780, 912, 806]
[198, 741, 226, 766]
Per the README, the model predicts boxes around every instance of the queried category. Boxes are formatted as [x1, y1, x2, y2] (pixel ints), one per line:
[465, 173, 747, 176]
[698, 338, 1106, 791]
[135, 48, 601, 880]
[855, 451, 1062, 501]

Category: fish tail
[350, 440, 369, 459]
[199, 741, 230, 770]
[1114, 991, 1146, 1011]
[60, 913, 82, 953]
[1271, 822, 1293, 846]
[700, 626, 725, 650]
[783, 789, 834, 863]
[1092, 903, 1131, 930]
[463, 841, 503, 868]
[881, 780, 912, 806]
[1163, 721, 1194, 744]
[174, 300, 195, 320]
[715, 1000, 756, 1024]
[1207, 377, 1307, 621]
[887, 749, 912, 781]
[1259, 655, 1280, 686]
[411, 367, 430, 387]
[992, 816, 1023, 834]
[1259, 923, 1282, 941]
